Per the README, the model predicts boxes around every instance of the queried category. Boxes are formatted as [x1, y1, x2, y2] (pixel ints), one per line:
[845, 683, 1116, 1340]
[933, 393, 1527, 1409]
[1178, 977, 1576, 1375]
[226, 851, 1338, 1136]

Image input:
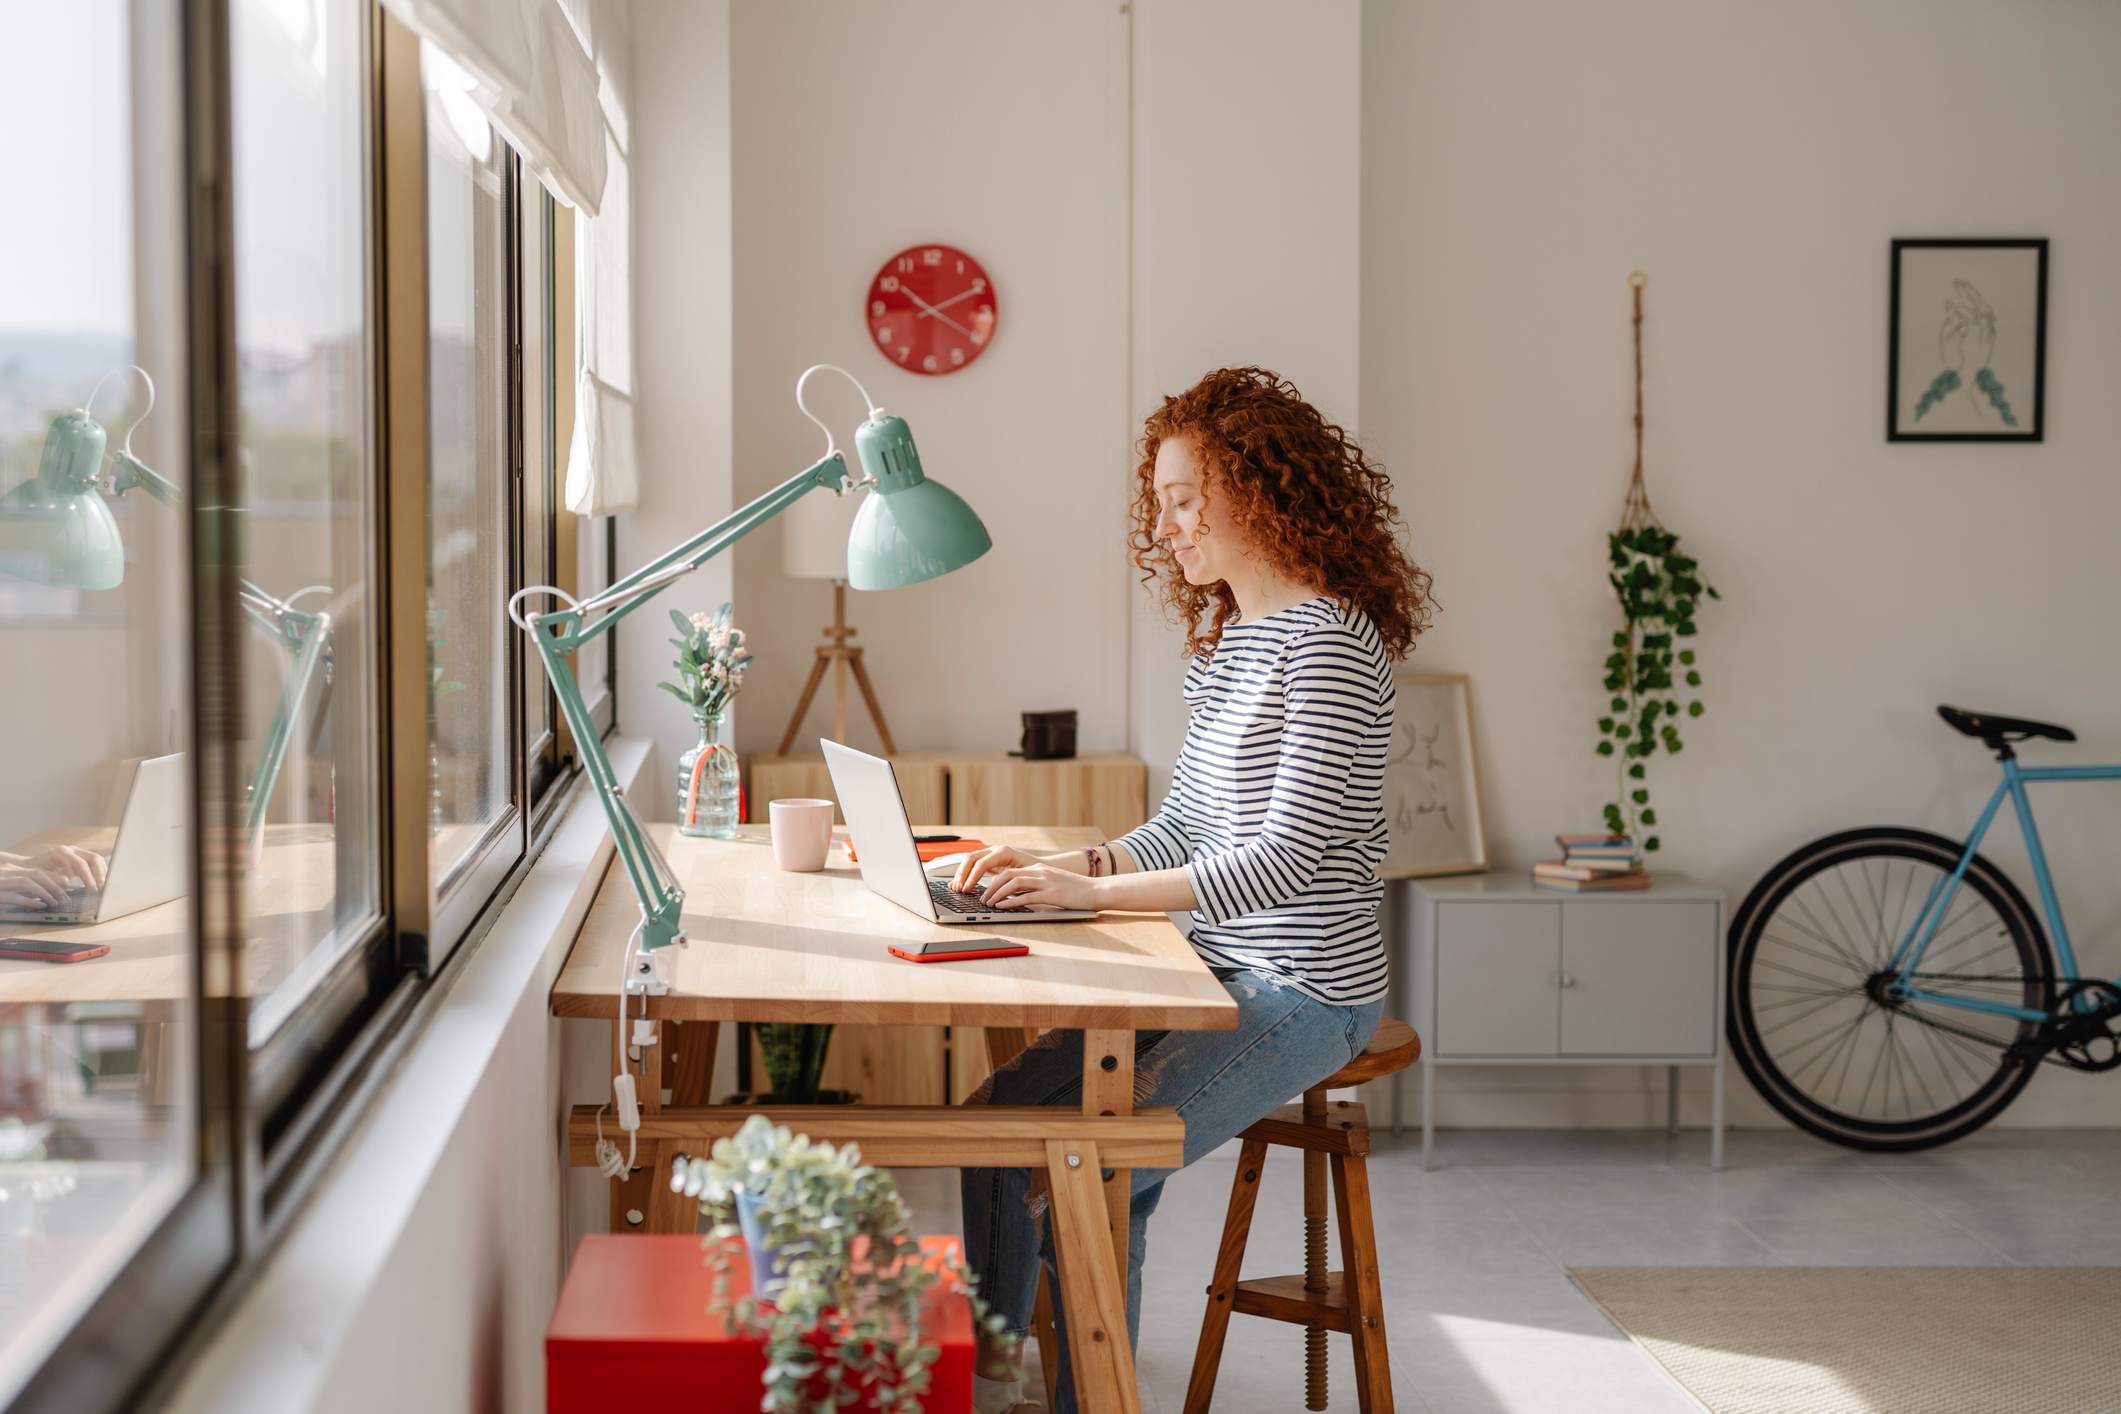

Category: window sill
[163, 738, 650, 1414]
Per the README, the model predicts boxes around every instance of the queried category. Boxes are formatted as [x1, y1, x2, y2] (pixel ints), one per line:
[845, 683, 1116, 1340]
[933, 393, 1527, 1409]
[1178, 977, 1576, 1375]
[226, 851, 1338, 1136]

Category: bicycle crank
[2005, 980, 2121, 1072]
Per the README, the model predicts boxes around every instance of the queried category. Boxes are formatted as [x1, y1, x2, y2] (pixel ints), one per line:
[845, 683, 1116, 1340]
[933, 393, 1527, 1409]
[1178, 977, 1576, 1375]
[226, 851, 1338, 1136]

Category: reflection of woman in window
[951, 367, 1435, 1413]
[0, 845, 106, 911]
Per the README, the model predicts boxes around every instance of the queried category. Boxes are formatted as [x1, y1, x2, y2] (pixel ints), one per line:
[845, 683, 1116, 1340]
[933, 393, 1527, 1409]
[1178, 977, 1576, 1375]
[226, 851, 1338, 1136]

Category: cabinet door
[1560, 902, 1717, 1056]
[1435, 902, 1560, 1056]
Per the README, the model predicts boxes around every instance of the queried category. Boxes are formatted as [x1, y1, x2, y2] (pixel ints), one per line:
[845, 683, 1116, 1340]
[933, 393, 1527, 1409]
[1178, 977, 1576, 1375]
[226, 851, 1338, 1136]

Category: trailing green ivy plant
[1596, 274, 1720, 855]
[1598, 526, 1717, 852]
[680, 1115, 1015, 1413]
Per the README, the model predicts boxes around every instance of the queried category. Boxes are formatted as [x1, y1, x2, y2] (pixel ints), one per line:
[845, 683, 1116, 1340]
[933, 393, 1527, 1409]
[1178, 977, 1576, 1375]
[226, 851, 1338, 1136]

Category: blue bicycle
[1727, 705, 2121, 1151]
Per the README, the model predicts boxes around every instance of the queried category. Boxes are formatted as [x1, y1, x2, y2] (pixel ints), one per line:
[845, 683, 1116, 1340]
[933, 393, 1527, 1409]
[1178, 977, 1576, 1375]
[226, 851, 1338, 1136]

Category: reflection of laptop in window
[0, 753, 188, 926]
[821, 739, 1095, 925]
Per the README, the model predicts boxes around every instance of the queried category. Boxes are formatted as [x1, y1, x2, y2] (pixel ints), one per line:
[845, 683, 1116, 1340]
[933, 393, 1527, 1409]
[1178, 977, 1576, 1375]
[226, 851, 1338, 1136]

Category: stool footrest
[1239, 1100, 1372, 1156]
[1230, 1272, 1351, 1333]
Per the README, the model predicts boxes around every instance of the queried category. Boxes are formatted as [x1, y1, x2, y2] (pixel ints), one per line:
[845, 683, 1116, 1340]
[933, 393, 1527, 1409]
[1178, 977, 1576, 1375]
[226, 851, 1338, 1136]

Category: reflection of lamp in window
[0, 367, 333, 855]
[0, 368, 160, 590]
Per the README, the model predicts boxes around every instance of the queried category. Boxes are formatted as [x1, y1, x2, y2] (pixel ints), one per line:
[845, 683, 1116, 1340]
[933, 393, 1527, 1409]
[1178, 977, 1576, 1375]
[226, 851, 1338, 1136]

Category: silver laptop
[0, 753, 188, 925]
[821, 739, 1096, 925]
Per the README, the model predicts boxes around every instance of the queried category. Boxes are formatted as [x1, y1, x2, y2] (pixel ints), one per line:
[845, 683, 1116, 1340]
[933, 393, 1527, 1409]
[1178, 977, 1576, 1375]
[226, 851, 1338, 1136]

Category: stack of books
[1532, 833, 1650, 892]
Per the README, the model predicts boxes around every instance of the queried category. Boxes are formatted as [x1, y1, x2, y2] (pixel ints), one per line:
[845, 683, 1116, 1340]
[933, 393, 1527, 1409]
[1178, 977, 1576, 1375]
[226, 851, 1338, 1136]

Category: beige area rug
[1568, 1267, 2121, 1414]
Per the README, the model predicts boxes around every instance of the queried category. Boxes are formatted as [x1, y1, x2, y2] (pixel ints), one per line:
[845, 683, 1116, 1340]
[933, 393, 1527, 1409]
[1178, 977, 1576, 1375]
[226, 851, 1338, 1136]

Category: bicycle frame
[1884, 758, 2121, 1022]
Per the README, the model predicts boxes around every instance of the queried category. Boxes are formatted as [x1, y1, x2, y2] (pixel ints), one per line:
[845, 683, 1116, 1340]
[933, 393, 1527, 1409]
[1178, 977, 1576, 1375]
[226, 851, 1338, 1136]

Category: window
[229, 0, 384, 1045]
[0, 3, 219, 1408]
[0, 6, 588, 1407]
[422, 41, 524, 931]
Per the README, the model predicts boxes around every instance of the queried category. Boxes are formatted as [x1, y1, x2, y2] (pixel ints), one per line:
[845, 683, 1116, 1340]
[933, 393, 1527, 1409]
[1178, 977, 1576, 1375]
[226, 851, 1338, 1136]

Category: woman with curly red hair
[955, 368, 1434, 1413]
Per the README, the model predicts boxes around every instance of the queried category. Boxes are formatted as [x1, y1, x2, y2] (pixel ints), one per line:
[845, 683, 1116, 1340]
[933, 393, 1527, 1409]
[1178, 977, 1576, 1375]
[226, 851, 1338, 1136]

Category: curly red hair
[1129, 367, 1434, 660]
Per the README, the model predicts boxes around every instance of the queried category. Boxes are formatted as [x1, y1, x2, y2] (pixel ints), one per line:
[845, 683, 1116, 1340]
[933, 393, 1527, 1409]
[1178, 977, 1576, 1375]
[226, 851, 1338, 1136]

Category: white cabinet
[1399, 874, 1725, 1168]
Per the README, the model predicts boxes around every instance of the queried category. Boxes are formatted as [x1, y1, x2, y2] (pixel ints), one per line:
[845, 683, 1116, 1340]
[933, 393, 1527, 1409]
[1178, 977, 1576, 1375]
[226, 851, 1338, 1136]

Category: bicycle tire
[1727, 827, 2054, 1152]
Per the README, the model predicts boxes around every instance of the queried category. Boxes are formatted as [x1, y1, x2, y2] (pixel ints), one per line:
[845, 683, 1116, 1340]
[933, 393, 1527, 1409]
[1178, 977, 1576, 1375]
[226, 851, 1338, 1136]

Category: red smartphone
[0, 938, 111, 964]
[888, 938, 1030, 964]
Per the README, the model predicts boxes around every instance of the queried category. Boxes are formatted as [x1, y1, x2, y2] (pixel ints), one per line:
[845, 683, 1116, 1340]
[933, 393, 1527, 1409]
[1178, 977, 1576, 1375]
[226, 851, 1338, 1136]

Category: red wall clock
[865, 244, 997, 375]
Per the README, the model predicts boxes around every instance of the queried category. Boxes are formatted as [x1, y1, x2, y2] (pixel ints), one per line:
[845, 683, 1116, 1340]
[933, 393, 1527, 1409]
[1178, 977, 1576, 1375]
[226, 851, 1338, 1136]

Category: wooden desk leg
[1082, 1028, 1134, 1289]
[1045, 1139, 1141, 1414]
[983, 1026, 1059, 1406]
[646, 1020, 720, 1234]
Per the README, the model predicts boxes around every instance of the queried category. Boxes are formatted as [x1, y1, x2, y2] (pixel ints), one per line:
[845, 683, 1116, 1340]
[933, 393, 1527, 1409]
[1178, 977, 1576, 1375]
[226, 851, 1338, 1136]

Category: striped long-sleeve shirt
[1113, 596, 1394, 1006]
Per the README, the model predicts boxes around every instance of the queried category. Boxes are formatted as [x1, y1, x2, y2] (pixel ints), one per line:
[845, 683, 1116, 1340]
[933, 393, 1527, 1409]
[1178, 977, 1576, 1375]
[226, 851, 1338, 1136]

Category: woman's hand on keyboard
[950, 845, 1039, 893]
[983, 862, 1097, 912]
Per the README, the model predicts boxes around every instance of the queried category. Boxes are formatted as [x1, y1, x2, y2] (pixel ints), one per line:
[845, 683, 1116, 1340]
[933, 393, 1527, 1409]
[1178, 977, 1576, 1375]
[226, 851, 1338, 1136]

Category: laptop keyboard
[928, 879, 997, 914]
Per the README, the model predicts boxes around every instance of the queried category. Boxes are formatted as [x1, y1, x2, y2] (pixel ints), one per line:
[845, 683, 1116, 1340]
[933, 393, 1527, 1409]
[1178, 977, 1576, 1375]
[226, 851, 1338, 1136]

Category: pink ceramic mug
[769, 798, 836, 872]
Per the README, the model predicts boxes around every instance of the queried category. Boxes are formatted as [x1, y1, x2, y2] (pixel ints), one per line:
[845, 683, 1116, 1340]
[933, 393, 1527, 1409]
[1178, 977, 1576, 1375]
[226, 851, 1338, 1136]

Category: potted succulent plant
[676, 1114, 1014, 1413]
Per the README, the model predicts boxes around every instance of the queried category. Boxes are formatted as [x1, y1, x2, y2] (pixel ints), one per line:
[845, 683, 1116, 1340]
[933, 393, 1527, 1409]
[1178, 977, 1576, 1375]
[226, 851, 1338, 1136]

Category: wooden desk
[552, 823, 1237, 1414]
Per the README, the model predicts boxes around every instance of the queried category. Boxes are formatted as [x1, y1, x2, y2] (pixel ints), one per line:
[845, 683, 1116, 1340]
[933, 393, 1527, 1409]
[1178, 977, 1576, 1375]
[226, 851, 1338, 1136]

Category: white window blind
[384, 0, 636, 513]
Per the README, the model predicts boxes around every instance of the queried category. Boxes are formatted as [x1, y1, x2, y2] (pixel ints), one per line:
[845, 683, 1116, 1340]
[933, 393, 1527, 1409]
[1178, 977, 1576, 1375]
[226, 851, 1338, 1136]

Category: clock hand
[917, 286, 983, 318]
[899, 286, 973, 338]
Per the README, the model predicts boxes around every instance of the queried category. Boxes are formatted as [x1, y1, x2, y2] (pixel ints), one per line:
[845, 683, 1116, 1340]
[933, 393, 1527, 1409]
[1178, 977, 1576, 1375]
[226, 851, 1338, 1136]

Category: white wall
[624, 0, 734, 820]
[1129, 0, 1363, 800]
[1361, 0, 2121, 1128]
[724, 0, 1131, 764]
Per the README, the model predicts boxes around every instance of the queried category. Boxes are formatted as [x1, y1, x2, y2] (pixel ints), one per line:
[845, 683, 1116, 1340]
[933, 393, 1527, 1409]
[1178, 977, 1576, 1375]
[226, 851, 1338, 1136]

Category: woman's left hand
[982, 863, 1099, 912]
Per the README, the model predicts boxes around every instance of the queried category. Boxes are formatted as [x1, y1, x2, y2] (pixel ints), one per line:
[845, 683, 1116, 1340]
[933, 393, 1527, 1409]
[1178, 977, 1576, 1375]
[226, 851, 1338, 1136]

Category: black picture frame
[1887, 238, 2047, 443]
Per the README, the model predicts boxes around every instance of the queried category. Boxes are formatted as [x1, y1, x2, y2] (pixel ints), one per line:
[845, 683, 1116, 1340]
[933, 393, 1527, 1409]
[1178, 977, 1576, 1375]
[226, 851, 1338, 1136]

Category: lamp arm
[513, 453, 852, 966]
[245, 604, 333, 851]
[107, 451, 184, 507]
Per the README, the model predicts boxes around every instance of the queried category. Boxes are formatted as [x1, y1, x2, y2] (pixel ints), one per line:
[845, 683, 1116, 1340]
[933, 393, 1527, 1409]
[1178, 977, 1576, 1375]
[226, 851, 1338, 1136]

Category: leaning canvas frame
[1887, 238, 2048, 443]
[1379, 672, 1488, 880]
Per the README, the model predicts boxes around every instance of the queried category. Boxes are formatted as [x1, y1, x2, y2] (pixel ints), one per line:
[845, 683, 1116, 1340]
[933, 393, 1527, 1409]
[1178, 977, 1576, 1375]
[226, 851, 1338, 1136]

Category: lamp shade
[0, 410, 125, 590]
[844, 412, 990, 591]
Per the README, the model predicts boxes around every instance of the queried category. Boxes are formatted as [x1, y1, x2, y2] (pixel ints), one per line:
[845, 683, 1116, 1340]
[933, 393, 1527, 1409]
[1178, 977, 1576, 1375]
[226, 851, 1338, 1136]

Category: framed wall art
[1379, 672, 1488, 879]
[1888, 238, 2047, 442]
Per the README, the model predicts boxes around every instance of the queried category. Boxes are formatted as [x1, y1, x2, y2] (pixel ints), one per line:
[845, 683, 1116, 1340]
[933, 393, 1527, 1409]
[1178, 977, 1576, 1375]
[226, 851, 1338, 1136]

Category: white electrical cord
[794, 363, 883, 486]
[506, 582, 582, 633]
[84, 364, 155, 458]
[591, 916, 648, 1182]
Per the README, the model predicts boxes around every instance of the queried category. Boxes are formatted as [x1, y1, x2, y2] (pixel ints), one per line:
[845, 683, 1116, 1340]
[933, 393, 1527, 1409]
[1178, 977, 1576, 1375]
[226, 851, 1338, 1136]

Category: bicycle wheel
[1728, 827, 2055, 1152]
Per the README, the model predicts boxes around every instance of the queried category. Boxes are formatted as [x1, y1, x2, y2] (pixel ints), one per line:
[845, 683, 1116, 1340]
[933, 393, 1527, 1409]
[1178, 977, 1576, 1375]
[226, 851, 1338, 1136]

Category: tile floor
[897, 1126, 2121, 1413]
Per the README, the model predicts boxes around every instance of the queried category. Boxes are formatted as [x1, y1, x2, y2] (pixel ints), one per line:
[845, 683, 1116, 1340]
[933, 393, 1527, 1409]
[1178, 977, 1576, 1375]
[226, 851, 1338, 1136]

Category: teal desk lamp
[509, 363, 990, 1000]
[0, 367, 335, 856]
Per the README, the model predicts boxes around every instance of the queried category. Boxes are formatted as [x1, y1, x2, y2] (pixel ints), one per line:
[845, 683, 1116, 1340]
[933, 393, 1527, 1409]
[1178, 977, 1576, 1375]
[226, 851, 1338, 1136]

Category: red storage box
[547, 1233, 974, 1412]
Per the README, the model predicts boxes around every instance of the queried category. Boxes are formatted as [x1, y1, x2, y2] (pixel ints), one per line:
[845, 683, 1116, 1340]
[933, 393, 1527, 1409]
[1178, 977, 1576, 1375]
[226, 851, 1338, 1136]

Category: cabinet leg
[1711, 1052, 1726, 1171]
[1421, 1064, 1436, 1172]
[1667, 1064, 1680, 1135]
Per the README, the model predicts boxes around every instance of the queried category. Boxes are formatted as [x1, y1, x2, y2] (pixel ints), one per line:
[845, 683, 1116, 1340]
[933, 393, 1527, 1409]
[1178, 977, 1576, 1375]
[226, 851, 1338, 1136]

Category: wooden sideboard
[742, 751, 1151, 1106]
[749, 751, 1148, 840]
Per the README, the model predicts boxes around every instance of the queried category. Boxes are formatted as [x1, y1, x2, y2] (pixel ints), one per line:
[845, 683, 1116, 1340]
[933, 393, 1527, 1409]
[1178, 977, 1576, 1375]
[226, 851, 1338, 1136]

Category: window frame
[8, 4, 595, 1408]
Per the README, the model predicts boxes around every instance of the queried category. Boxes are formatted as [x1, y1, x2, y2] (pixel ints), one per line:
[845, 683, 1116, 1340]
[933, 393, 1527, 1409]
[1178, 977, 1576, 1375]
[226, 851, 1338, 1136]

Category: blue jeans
[960, 967, 1382, 1413]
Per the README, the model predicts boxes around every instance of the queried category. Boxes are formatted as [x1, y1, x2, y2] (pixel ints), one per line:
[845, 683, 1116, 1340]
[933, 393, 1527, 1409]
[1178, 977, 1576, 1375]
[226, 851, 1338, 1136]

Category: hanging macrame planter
[1596, 273, 1719, 853]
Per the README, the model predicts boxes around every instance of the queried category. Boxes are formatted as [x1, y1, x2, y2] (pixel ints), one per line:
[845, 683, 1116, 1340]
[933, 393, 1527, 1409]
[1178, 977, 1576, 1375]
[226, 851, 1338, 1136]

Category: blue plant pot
[734, 1190, 790, 1297]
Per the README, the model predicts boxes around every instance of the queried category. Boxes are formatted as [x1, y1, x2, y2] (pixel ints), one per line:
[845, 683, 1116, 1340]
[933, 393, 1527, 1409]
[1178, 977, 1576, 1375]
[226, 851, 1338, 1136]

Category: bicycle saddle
[1937, 704, 2076, 747]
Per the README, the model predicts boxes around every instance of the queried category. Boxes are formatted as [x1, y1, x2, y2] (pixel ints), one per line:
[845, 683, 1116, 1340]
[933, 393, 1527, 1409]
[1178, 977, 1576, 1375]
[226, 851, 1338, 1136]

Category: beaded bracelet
[1084, 845, 1103, 877]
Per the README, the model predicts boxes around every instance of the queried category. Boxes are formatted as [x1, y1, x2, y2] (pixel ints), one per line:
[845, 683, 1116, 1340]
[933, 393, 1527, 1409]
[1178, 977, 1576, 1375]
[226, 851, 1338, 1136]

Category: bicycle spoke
[1757, 989, 1867, 1039]
[1765, 899, 1873, 978]
[1756, 955, 1864, 994]
[1830, 864, 1886, 968]
[1796, 878, 1872, 974]
[1826, 1004, 1873, 1108]
[1893, 1013, 1939, 1117]
[1760, 928, 1871, 980]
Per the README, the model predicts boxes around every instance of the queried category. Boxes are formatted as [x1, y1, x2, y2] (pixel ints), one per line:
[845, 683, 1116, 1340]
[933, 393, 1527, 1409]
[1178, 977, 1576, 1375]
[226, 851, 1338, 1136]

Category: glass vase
[677, 709, 740, 838]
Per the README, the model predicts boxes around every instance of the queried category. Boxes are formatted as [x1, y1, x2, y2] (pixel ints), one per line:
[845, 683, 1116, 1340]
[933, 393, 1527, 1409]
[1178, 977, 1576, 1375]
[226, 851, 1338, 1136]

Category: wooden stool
[1184, 1018, 1420, 1414]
